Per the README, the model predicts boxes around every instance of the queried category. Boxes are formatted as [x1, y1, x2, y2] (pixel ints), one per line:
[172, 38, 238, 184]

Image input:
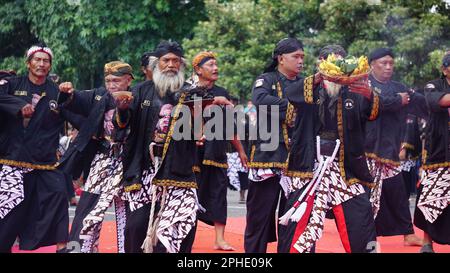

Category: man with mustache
[118, 41, 232, 253]
[0, 43, 69, 252]
[57, 61, 134, 252]
[364, 48, 426, 247]
[278, 45, 379, 253]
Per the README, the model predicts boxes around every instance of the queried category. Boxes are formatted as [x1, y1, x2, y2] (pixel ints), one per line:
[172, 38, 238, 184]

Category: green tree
[183, 0, 323, 100]
[184, 0, 449, 100]
[318, 0, 450, 87]
[0, 0, 38, 75]
[1, 0, 206, 88]
[2, 0, 448, 93]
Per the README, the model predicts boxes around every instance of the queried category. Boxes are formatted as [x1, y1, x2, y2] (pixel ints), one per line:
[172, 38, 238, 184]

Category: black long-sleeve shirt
[365, 75, 427, 165]
[422, 76, 450, 169]
[286, 75, 379, 186]
[0, 75, 64, 169]
[249, 71, 298, 169]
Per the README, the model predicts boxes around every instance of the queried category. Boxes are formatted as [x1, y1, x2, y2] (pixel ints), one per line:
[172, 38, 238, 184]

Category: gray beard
[153, 66, 185, 98]
[323, 80, 341, 98]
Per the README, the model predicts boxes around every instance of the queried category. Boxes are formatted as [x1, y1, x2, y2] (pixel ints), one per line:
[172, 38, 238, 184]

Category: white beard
[323, 80, 342, 98]
[153, 66, 185, 98]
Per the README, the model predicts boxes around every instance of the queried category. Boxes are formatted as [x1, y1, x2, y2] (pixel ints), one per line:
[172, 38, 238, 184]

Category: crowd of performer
[0, 38, 449, 253]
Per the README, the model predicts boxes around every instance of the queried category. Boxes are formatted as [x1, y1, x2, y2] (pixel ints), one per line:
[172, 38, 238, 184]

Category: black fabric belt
[320, 130, 338, 141]
[152, 144, 164, 157]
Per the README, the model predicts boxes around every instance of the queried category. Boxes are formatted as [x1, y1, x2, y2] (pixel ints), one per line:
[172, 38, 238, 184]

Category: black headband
[273, 38, 304, 58]
[197, 56, 215, 68]
[264, 38, 304, 73]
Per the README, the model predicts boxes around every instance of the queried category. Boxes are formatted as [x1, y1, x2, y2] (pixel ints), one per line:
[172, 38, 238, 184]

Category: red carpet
[12, 217, 450, 253]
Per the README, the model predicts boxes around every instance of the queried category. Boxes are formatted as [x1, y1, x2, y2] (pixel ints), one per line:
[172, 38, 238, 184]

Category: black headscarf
[442, 53, 450, 68]
[368, 48, 395, 63]
[440, 53, 450, 79]
[154, 41, 184, 58]
[140, 51, 156, 67]
[264, 38, 304, 73]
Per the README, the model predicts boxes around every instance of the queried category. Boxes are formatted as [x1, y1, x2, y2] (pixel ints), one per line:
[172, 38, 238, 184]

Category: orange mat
[12, 217, 450, 253]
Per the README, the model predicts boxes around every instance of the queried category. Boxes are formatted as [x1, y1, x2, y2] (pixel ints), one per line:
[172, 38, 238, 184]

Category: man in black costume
[0, 43, 69, 252]
[414, 53, 450, 253]
[192, 51, 248, 251]
[364, 48, 425, 246]
[278, 45, 378, 253]
[118, 41, 232, 253]
[57, 61, 134, 252]
[245, 38, 303, 253]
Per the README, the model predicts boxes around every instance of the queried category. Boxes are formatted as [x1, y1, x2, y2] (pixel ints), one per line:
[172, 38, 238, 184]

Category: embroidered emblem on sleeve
[254, 79, 264, 88]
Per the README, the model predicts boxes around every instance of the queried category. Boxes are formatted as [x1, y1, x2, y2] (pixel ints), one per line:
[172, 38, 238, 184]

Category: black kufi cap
[154, 41, 184, 58]
[369, 47, 395, 63]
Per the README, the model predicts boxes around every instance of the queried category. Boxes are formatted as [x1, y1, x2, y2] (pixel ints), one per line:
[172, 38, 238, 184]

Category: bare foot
[404, 234, 423, 246]
[214, 242, 236, 251]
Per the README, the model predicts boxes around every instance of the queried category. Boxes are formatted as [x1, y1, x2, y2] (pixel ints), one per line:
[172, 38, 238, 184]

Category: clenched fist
[21, 103, 34, 118]
[59, 82, 74, 94]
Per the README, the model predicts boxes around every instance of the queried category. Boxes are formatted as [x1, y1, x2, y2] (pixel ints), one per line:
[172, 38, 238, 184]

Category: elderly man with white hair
[117, 40, 232, 253]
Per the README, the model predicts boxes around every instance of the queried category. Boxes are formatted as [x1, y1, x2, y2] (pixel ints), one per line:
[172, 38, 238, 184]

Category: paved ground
[13, 189, 450, 253]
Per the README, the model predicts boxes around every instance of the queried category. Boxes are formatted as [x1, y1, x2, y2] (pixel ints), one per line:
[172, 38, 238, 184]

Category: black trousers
[238, 171, 249, 191]
[125, 203, 150, 253]
[402, 167, 418, 197]
[68, 191, 100, 245]
[244, 176, 286, 253]
[124, 202, 197, 253]
[0, 170, 69, 252]
[197, 166, 228, 225]
[376, 173, 414, 236]
[278, 188, 376, 253]
[64, 173, 75, 199]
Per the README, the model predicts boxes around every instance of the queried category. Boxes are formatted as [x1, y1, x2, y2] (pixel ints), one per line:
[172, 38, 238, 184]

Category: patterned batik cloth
[153, 185, 198, 253]
[0, 165, 31, 219]
[400, 159, 416, 172]
[125, 167, 156, 212]
[417, 167, 450, 223]
[366, 158, 402, 218]
[226, 152, 247, 191]
[126, 155, 199, 253]
[0, 95, 40, 218]
[248, 167, 281, 182]
[79, 145, 126, 253]
[290, 156, 365, 253]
